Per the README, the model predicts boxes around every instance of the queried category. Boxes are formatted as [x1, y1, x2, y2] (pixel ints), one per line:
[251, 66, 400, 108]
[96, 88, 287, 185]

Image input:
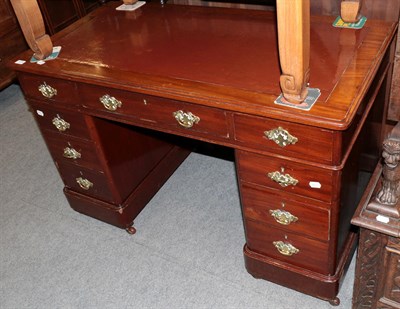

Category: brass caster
[328, 297, 340, 306]
[126, 226, 136, 235]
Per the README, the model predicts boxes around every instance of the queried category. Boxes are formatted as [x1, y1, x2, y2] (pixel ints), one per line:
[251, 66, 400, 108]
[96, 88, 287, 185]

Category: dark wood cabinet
[37, 0, 105, 35]
[0, 0, 27, 89]
[351, 123, 400, 309]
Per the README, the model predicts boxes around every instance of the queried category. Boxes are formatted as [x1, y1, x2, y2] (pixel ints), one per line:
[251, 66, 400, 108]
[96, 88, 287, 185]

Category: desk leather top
[9, 3, 397, 129]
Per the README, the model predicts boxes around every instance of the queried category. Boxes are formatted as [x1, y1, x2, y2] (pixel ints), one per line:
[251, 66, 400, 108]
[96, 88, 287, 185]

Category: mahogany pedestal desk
[8, 2, 398, 304]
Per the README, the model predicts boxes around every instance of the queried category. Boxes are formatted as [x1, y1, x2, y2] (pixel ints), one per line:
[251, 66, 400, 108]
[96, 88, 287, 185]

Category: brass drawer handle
[268, 170, 298, 187]
[38, 82, 57, 98]
[52, 116, 70, 132]
[173, 110, 200, 128]
[63, 147, 81, 160]
[269, 209, 298, 225]
[76, 177, 93, 190]
[264, 127, 298, 147]
[99, 94, 122, 111]
[273, 241, 299, 256]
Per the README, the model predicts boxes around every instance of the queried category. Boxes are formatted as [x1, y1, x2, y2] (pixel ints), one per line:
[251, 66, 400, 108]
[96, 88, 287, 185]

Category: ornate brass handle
[63, 147, 81, 160]
[52, 116, 70, 132]
[99, 94, 122, 111]
[38, 82, 57, 98]
[273, 241, 299, 256]
[268, 170, 298, 187]
[264, 127, 298, 147]
[173, 110, 200, 128]
[269, 209, 298, 225]
[76, 177, 93, 190]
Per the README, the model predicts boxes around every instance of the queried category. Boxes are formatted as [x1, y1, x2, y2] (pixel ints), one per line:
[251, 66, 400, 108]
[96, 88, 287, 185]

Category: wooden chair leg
[276, 0, 310, 104]
[10, 0, 53, 60]
[341, 0, 363, 23]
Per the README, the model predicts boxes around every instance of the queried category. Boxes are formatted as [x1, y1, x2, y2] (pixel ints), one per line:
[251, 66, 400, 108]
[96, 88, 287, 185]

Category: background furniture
[37, 0, 106, 35]
[389, 17, 400, 122]
[0, 0, 106, 90]
[351, 122, 400, 308]
[0, 0, 27, 89]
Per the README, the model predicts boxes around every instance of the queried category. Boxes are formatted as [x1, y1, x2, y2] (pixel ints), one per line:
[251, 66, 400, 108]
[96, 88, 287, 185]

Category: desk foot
[329, 297, 340, 306]
[126, 225, 136, 235]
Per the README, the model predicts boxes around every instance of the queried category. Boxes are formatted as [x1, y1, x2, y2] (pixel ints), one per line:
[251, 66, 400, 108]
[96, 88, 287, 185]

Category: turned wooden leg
[123, 0, 138, 4]
[341, 0, 363, 23]
[276, 0, 310, 104]
[10, 0, 53, 60]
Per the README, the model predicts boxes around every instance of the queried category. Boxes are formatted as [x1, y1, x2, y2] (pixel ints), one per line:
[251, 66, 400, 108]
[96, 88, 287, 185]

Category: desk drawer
[78, 84, 229, 138]
[30, 101, 91, 140]
[56, 162, 116, 204]
[240, 184, 330, 241]
[43, 131, 102, 171]
[236, 150, 334, 203]
[245, 219, 331, 274]
[19, 73, 78, 105]
[234, 114, 335, 164]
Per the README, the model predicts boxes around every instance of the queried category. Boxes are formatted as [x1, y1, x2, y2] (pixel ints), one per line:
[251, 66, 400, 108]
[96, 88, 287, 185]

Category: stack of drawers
[18, 73, 188, 231]
[234, 112, 344, 278]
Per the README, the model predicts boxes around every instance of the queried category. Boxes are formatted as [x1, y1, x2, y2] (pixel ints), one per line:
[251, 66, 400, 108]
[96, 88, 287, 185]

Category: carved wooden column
[352, 123, 400, 309]
[10, 0, 52, 60]
[276, 0, 310, 104]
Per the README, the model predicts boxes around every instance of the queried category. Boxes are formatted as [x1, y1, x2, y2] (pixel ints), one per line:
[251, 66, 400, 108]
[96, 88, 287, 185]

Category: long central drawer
[78, 83, 230, 139]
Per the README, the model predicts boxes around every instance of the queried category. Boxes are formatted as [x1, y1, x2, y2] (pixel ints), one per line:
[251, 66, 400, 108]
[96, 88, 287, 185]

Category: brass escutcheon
[264, 127, 298, 147]
[63, 147, 81, 160]
[76, 177, 93, 190]
[273, 241, 299, 256]
[173, 110, 200, 128]
[269, 209, 298, 225]
[99, 94, 122, 111]
[52, 116, 70, 132]
[38, 82, 57, 98]
[268, 170, 298, 187]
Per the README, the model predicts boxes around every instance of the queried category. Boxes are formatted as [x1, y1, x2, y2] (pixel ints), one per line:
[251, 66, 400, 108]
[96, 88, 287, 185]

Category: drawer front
[240, 184, 330, 241]
[234, 113, 335, 164]
[245, 219, 331, 274]
[236, 150, 334, 203]
[56, 162, 116, 204]
[19, 73, 78, 105]
[79, 84, 229, 138]
[43, 131, 102, 171]
[30, 101, 91, 140]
